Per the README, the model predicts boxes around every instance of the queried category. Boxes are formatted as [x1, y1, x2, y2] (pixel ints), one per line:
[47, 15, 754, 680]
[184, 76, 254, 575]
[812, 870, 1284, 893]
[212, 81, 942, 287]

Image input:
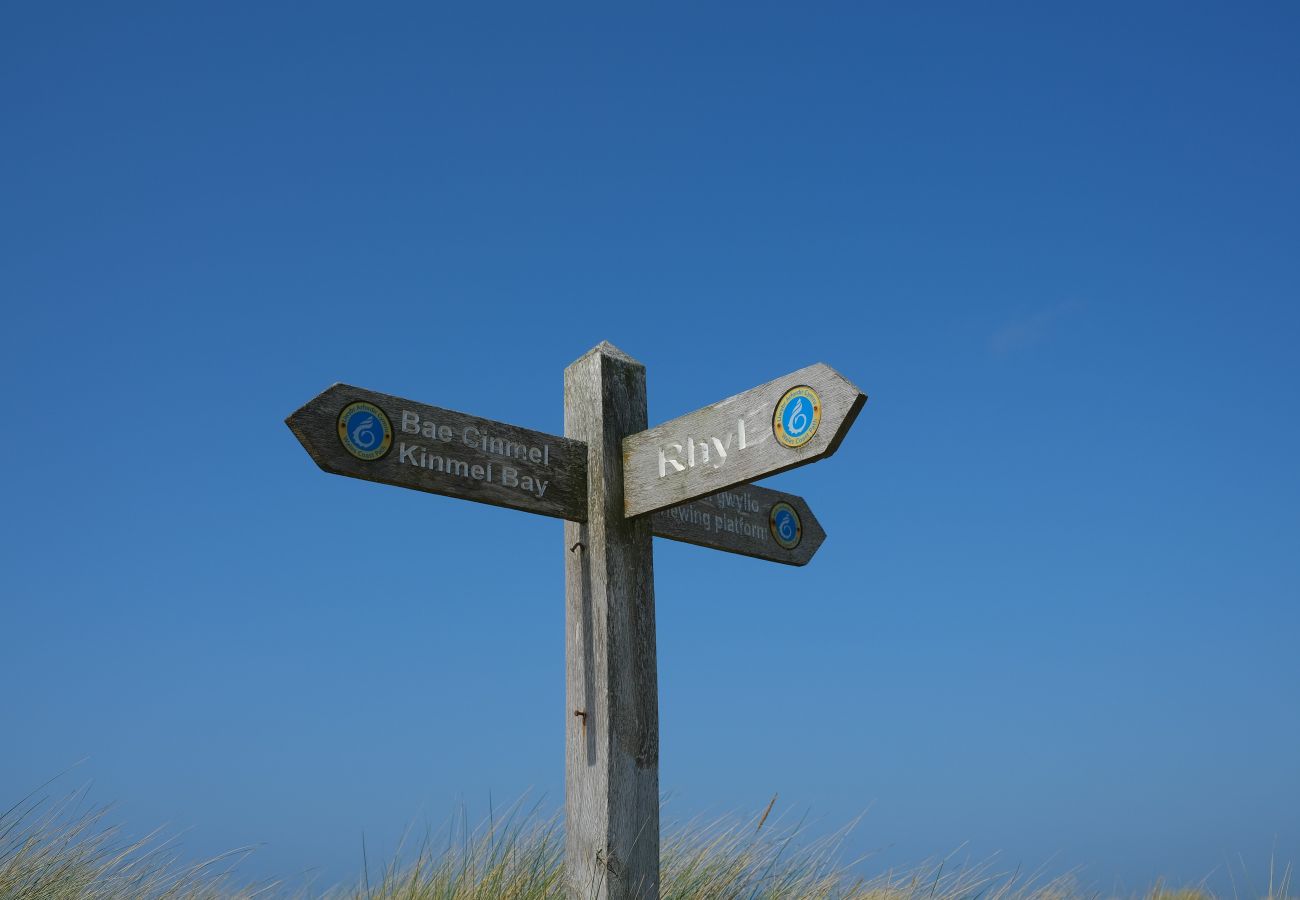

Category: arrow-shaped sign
[652, 484, 826, 566]
[622, 363, 866, 518]
[286, 384, 588, 521]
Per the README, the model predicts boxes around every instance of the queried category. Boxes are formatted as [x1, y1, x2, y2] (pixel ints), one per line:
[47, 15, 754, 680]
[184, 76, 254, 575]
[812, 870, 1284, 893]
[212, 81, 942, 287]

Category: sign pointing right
[622, 363, 867, 518]
[653, 483, 826, 566]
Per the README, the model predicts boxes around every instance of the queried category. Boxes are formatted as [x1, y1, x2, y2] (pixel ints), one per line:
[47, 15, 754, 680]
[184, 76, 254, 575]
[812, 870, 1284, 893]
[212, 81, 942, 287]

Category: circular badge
[337, 401, 393, 461]
[773, 385, 821, 448]
[769, 501, 803, 550]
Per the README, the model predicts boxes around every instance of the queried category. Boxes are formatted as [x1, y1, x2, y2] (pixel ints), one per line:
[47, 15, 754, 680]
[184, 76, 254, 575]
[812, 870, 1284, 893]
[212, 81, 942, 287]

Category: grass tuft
[0, 784, 270, 899]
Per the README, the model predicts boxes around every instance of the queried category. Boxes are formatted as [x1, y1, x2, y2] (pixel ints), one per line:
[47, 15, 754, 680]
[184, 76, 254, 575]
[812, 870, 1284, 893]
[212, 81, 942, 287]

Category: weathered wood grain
[622, 363, 867, 518]
[286, 383, 587, 521]
[564, 343, 660, 900]
[652, 484, 826, 566]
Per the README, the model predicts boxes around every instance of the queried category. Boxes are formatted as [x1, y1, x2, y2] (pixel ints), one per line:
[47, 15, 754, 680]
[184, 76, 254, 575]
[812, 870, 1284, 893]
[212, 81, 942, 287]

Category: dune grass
[0, 785, 264, 899]
[2, 788, 1291, 900]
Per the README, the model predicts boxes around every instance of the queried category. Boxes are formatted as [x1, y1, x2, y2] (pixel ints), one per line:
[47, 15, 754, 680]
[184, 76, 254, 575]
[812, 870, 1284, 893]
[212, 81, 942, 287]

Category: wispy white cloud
[989, 300, 1083, 354]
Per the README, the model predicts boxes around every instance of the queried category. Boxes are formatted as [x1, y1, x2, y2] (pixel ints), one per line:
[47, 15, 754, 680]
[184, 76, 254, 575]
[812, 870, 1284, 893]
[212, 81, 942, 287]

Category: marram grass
[2, 789, 1292, 900]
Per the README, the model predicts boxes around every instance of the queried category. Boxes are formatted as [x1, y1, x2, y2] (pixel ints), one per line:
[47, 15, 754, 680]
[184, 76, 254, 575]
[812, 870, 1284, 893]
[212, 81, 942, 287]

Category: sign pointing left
[286, 383, 589, 521]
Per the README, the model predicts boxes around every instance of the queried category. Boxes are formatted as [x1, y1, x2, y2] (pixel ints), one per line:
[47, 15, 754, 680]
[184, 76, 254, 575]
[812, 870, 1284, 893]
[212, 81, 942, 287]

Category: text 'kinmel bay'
[396, 409, 553, 499]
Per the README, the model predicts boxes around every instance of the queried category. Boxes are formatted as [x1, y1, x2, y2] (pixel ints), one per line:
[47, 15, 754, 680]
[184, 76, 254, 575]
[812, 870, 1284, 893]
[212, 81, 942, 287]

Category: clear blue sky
[3, 3, 1297, 893]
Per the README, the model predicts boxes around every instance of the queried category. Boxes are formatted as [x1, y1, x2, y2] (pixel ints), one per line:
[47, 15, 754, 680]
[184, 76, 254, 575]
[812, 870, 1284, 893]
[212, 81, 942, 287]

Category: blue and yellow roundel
[773, 385, 821, 448]
[769, 501, 803, 550]
[337, 401, 393, 461]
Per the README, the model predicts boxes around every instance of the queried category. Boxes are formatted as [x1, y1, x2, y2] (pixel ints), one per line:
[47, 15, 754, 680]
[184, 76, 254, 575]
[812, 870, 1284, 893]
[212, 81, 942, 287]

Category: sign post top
[569, 339, 644, 370]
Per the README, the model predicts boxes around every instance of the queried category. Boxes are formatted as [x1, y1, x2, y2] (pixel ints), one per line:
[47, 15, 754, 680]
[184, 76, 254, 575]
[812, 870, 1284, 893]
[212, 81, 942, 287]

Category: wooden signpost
[286, 343, 867, 899]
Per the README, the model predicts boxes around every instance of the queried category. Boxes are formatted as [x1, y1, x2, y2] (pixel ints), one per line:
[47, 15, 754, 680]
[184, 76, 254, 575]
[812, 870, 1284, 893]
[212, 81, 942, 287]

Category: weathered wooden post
[563, 342, 660, 899]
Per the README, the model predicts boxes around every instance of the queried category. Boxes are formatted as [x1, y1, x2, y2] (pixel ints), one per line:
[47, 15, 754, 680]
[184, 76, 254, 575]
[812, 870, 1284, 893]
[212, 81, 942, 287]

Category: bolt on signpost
[286, 342, 867, 899]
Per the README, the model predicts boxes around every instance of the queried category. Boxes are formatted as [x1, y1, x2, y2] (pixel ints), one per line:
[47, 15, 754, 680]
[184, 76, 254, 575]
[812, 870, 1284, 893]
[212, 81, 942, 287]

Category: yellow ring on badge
[772, 385, 822, 448]
[337, 401, 393, 461]
[769, 501, 803, 550]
